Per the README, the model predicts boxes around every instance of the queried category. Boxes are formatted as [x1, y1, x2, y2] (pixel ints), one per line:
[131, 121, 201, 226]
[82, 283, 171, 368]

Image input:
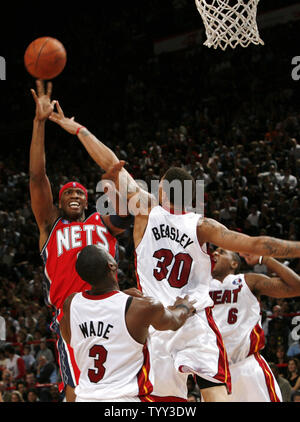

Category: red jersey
[40, 212, 118, 314]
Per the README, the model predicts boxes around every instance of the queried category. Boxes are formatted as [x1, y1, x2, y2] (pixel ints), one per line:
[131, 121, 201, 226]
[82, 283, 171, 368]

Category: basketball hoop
[195, 0, 264, 51]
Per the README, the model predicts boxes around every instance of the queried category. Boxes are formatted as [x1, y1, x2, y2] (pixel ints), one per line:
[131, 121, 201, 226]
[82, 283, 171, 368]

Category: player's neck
[213, 274, 225, 282]
[87, 287, 119, 296]
[161, 203, 187, 215]
[213, 270, 234, 282]
[61, 211, 86, 222]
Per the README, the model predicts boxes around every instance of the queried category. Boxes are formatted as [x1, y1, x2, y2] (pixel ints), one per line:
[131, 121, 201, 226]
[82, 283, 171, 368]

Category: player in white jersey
[60, 244, 195, 402]
[209, 247, 300, 402]
[49, 103, 300, 401]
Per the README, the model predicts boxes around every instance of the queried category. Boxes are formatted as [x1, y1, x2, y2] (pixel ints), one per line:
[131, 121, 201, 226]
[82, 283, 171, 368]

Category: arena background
[0, 0, 300, 403]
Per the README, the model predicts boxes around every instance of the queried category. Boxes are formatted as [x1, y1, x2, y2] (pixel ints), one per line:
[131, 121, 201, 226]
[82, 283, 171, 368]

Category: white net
[195, 0, 264, 50]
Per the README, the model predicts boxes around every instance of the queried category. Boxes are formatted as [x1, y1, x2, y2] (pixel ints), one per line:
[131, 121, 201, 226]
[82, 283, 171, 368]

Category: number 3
[88, 345, 107, 383]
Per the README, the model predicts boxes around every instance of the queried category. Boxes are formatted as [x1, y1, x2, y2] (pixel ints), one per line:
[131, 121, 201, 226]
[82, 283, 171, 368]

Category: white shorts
[76, 396, 141, 402]
[150, 307, 231, 398]
[227, 353, 282, 402]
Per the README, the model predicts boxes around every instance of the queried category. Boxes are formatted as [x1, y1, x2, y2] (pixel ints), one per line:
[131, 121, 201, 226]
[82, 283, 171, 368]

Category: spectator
[258, 164, 281, 187]
[269, 362, 292, 402]
[246, 204, 261, 233]
[25, 372, 37, 390]
[35, 339, 55, 366]
[287, 358, 300, 391]
[279, 168, 297, 191]
[26, 388, 40, 403]
[287, 338, 300, 359]
[4, 345, 26, 381]
[274, 345, 289, 379]
[48, 384, 62, 402]
[11, 390, 25, 402]
[0, 381, 11, 402]
[0, 368, 15, 391]
[261, 335, 278, 363]
[22, 345, 36, 373]
[35, 355, 56, 385]
[291, 389, 300, 402]
[268, 317, 290, 350]
[0, 348, 8, 373]
[16, 380, 27, 401]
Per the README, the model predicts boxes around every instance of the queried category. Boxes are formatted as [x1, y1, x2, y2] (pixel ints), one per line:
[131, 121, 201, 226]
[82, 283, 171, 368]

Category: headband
[59, 182, 88, 201]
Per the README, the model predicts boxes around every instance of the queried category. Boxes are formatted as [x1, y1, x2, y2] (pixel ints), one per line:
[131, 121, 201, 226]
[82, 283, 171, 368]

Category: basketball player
[29, 80, 134, 402]
[209, 248, 300, 402]
[60, 244, 196, 402]
[48, 103, 300, 401]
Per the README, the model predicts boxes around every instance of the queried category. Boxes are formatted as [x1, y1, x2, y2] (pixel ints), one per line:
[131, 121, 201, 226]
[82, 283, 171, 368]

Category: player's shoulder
[131, 296, 164, 314]
[62, 292, 77, 313]
[85, 210, 101, 222]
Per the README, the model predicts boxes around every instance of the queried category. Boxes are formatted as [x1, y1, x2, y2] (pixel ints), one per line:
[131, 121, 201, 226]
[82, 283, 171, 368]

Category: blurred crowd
[1, 4, 300, 402]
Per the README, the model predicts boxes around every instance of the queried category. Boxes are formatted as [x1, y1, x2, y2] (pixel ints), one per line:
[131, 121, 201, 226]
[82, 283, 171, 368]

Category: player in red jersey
[29, 80, 133, 401]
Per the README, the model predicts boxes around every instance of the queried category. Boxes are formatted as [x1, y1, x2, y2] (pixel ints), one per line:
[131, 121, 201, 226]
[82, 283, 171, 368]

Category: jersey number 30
[153, 248, 193, 288]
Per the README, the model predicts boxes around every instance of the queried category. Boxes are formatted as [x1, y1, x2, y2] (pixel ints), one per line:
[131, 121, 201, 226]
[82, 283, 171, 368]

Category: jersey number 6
[153, 248, 193, 288]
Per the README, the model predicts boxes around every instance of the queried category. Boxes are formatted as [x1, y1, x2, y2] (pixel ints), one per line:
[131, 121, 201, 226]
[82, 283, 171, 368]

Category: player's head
[75, 244, 118, 290]
[159, 167, 195, 212]
[58, 181, 88, 220]
[211, 247, 241, 280]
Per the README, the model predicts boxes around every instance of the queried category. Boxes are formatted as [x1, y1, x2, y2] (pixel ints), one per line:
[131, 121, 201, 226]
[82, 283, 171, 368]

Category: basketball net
[195, 0, 264, 50]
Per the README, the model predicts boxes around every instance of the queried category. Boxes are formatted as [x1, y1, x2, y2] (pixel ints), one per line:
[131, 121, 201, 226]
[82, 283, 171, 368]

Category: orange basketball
[24, 37, 67, 80]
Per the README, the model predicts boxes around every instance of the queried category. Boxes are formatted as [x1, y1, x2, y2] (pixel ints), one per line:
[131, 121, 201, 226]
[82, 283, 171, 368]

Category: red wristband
[76, 126, 86, 135]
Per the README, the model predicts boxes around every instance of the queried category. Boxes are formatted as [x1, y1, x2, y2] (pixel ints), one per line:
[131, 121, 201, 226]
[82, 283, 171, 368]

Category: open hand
[49, 101, 83, 134]
[168, 295, 196, 317]
[102, 161, 126, 183]
[31, 80, 56, 121]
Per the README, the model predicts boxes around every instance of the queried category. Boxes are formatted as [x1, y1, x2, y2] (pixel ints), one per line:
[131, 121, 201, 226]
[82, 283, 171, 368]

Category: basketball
[24, 37, 67, 80]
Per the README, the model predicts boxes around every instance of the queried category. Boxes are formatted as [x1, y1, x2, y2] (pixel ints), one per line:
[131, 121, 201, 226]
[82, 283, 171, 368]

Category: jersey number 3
[153, 248, 193, 288]
[88, 345, 107, 383]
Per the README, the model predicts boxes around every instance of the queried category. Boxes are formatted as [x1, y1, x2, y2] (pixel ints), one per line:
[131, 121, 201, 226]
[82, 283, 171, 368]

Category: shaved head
[75, 245, 117, 285]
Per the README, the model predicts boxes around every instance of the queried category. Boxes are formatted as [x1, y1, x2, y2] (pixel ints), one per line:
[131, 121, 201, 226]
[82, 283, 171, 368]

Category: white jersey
[135, 206, 231, 395]
[69, 290, 154, 401]
[135, 206, 213, 311]
[210, 273, 265, 365]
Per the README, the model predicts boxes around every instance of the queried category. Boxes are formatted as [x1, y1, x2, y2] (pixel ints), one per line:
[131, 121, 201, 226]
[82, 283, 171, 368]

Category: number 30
[153, 248, 193, 288]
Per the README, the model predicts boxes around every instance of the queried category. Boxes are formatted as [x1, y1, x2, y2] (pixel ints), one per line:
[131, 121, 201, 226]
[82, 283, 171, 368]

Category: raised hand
[102, 161, 126, 183]
[31, 80, 56, 121]
[239, 252, 260, 266]
[49, 101, 83, 134]
[168, 295, 196, 317]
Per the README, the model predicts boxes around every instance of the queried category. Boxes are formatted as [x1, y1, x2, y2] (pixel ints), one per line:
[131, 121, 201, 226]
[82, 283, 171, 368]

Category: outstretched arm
[241, 254, 300, 298]
[126, 295, 196, 344]
[29, 80, 59, 249]
[49, 105, 157, 215]
[49, 102, 120, 171]
[198, 217, 300, 259]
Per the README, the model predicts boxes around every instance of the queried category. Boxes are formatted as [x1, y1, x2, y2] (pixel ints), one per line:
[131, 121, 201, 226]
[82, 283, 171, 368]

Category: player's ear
[108, 261, 117, 273]
[231, 260, 238, 271]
